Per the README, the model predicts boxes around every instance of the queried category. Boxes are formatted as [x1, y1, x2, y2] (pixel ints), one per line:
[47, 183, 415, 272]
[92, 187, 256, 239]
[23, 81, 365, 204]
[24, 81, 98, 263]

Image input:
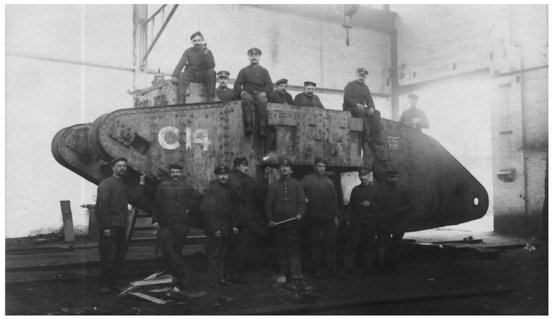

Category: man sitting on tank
[294, 81, 325, 109]
[171, 31, 216, 103]
[268, 78, 294, 105]
[234, 47, 273, 138]
[216, 70, 238, 103]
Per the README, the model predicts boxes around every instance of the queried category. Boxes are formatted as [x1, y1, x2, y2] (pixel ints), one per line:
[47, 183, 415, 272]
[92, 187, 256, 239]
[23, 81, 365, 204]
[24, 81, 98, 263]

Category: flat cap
[407, 92, 419, 99]
[110, 157, 128, 166]
[314, 157, 327, 165]
[233, 157, 248, 166]
[217, 70, 230, 78]
[169, 163, 184, 170]
[304, 81, 317, 87]
[275, 78, 288, 86]
[356, 67, 369, 76]
[190, 31, 203, 40]
[247, 47, 262, 56]
[278, 157, 292, 167]
[358, 167, 373, 175]
[214, 165, 230, 175]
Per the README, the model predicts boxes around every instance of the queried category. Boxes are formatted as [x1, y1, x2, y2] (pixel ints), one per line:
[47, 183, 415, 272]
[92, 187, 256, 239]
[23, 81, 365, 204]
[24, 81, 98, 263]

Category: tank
[52, 81, 489, 232]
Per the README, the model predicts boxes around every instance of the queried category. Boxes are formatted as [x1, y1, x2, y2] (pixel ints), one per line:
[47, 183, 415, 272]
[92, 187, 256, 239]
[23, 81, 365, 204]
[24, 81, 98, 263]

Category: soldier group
[94, 30, 424, 298]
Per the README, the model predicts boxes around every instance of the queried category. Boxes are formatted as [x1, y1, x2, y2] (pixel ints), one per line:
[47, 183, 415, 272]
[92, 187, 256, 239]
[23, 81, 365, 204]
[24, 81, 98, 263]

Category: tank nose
[468, 185, 489, 221]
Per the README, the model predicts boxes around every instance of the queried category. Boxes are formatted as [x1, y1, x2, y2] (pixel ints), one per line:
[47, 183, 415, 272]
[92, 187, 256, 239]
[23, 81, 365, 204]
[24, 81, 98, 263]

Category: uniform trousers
[345, 214, 379, 270]
[207, 236, 230, 282]
[98, 226, 127, 287]
[276, 226, 303, 279]
[157, 223, 190, 287]
[306, 218, 337, 272]
[177, 69, 216, 103]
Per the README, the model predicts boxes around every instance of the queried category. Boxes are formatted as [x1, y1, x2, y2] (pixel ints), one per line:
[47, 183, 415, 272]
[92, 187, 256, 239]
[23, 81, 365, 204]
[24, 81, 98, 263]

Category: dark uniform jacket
[216, 86, 238, 103]
[399, 107, 430, 132]
[152, 179, 202, 227]
[342, 80, 375, 114]
[228, 170, 256, 227]
[265, 176, 306, 228]
[234, 64, 273, 95]
[301, 173, 338, 220]
[379, 184, 411, 233]
[201, 181, 237, 237]
[172, 47, 215, 76]
[347, 183, 385, 224]
[268, 90, 294, 104]
[95, 176, 144, 230]
[294, 93, 325, 109]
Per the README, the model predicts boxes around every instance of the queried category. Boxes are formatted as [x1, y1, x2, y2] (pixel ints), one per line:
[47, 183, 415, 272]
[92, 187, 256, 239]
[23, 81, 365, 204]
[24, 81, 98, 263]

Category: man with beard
[216, 70, 238, 103]
[265, 157, 308, 292]
[344, 167, 384, 276]
[152, 164, 202, 296]
[171, 31, 216, 103]
[294, 81, 325, 109]
[234, 47, 273, 137]
[202, 165, 239, 288]
[268, 78, 294, 104]
[95, 157, 145, 293]
[226, 157, 256, 282]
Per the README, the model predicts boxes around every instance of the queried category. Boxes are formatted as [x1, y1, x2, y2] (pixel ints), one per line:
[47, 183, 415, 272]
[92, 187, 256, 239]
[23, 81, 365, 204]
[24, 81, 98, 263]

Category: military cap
[233, 157, 248, 166]
[168, 163, 184, 170]
[278, 157, 292, 167]
[217, 70, 230, 78]
[214, 165, 230, 175]
[247, 47, 262, 56]
[358, 167, 372, 175]
[356, 67, 369, 76]
[407, 92, 419, 100]
[304, 81, 317, 87]
[314, 157, 327, 165]
[275, 78, 288, 86]
[190, 31, 204, 40]
[110, 157, 128, 166]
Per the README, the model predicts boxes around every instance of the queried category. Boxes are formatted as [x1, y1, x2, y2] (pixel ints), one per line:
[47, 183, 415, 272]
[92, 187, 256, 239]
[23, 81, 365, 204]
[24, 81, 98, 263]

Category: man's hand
[296, 214, 302, 221]
[152, 222, 159, 231]
[171, 76, 179, 84]
[356, 103, 365, 108]
[361, 200, 371, 207]
[367, 106, 375, 115]
[334, 216, 340, 227]
[232, 227, 239, 235]
[139, 174, 146, 185]
[214, 230, 222, 237]
[268, 220, 276, 227]
[411, 118, 421, 127]
[102, 229, 111, 237]
[203, 43, 208, 54]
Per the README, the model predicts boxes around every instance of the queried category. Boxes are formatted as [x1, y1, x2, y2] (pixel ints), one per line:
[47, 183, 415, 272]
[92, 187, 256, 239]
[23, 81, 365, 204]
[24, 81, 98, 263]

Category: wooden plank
[128, 292, 167, 304]
[131, 277, 174, 287]
[59, 201, 75, 242]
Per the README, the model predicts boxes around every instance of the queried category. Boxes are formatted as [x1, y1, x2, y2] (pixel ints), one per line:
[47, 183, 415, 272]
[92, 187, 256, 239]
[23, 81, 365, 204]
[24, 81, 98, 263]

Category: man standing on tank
[216, 70, 238, 103]
[301, 157, 340, 278]
[399, 92, 430, 133]
[265, 157, 308, 292]
[225, 157, 257, 283]
[152, 163, 202, 294]
[95, 157, 145, 293]
[268, 78, 294, 104]
[294, 81, 325, 109]
[171, 31, 216, 103]
[234, 48, 273, 138]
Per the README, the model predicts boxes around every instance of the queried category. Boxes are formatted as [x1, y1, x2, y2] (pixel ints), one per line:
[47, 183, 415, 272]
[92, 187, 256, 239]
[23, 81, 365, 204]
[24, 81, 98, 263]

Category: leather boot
[377, 247, 387, 271]
[241, 102, 253, 135]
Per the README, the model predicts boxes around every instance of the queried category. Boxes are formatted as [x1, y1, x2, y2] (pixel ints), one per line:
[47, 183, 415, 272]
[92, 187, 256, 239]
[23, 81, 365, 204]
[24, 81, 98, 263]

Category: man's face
[359, 171, 374, 185]
[387, 174, 398, 187]
[191, 35, 205, 48]
[169, 168, 182, 182]
[304, 85, 315, 96]
[248, 53, 260, 65]
[314, 162, 326, 175]
[408, 97, 418, 108]
[277, 83, 287, 93]
[216, 173, 229, 184]
[112, 161, 127, 177]
[356, 72, 368, 83]
[279, 165, 292, 177]
[218, 77, 228, 87]
[236, 163, 248, 174]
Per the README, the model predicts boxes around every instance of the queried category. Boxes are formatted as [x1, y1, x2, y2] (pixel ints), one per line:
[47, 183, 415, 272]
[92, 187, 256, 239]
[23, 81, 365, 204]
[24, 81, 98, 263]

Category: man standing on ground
[265, 158, 308, 292]
[202, 165, 239, 288]
[171, 31, 216, 103]
[95, 157, 145, 293]
[344, 167, 384, 276]
[377, 169, 411, 273]
[294, 81, 325, 109]
[268, 78, 294, 104]
[301, 157, 340, 278]
[234, 48, 273, 137]
[152, 163, 202, 295]
[399, 92, 430, 133]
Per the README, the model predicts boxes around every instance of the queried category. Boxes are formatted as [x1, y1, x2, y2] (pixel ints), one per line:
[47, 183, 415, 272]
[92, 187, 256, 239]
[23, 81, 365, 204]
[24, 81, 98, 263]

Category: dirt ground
[5, 230, 548, 315]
